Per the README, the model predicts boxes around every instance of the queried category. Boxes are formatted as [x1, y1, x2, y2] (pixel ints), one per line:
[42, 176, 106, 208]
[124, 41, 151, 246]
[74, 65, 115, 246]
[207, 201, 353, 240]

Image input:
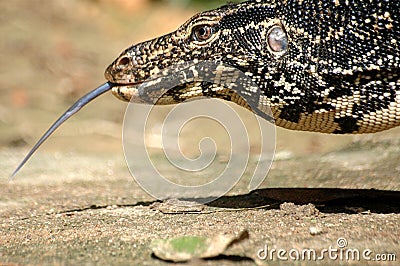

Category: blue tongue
[10, 82, 114, 179]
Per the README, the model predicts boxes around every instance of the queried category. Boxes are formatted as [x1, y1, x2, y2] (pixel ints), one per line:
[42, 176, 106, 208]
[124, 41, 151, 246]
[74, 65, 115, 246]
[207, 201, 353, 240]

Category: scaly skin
[105, 0, 400, 134]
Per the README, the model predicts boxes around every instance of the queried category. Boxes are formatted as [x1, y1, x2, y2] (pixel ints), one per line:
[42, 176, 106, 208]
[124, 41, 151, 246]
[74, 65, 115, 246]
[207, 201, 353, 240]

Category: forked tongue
[10, 82, 114, 179]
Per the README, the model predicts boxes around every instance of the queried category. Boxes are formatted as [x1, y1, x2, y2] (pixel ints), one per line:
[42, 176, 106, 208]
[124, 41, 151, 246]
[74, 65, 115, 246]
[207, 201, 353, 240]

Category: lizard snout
[104, 55, 137, 84]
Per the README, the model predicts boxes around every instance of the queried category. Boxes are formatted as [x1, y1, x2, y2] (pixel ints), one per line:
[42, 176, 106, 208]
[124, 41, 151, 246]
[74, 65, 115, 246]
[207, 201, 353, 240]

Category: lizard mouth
[111, 82, 146, 103]
[104, 64, 164, 103]
[109, 77, 173, 104]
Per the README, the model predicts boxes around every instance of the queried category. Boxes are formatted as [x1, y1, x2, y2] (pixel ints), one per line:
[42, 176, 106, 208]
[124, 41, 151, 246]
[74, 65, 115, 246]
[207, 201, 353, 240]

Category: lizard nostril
[116, 56, 132, 69]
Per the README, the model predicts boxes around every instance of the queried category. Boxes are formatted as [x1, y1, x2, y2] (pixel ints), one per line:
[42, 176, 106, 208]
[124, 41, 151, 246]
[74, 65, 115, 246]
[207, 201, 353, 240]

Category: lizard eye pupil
[267, 26, 288, 53]
[193, 25, 213, 41]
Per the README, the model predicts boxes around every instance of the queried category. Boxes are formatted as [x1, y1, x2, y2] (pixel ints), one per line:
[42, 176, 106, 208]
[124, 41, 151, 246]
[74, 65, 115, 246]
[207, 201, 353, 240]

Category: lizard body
[11, 0, 400, 176]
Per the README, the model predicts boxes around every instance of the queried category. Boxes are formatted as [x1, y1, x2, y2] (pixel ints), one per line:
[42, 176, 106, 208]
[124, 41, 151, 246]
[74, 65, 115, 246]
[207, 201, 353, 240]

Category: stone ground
[1, 131, 399, 265]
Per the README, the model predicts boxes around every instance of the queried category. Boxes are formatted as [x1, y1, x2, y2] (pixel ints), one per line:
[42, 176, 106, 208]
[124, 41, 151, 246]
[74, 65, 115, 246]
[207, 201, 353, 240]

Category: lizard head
[104, 1, 286, 107]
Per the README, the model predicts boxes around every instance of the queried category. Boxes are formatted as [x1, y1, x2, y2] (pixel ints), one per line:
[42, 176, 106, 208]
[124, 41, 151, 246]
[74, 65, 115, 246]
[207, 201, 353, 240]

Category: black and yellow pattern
[106, 0, 400, 134]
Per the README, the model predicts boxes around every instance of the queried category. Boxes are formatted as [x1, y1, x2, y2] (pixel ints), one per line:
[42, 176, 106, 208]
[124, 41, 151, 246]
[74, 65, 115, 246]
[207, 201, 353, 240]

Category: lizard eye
[192, 25, 214, 42]
[267, 26, 288, 53]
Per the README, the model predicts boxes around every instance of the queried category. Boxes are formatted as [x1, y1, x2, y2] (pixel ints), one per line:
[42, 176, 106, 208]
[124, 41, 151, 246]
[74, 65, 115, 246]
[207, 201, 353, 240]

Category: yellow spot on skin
[150, 66, 161, 76]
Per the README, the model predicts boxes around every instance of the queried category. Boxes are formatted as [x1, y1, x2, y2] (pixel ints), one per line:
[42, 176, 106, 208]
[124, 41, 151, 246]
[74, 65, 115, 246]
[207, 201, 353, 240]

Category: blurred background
[1, 0, 399, 182]
[0, 0, 241, 156]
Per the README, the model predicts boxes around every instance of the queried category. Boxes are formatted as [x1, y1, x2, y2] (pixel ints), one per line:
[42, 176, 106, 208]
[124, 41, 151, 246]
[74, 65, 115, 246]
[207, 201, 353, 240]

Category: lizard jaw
[111, 84, 147, 103]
